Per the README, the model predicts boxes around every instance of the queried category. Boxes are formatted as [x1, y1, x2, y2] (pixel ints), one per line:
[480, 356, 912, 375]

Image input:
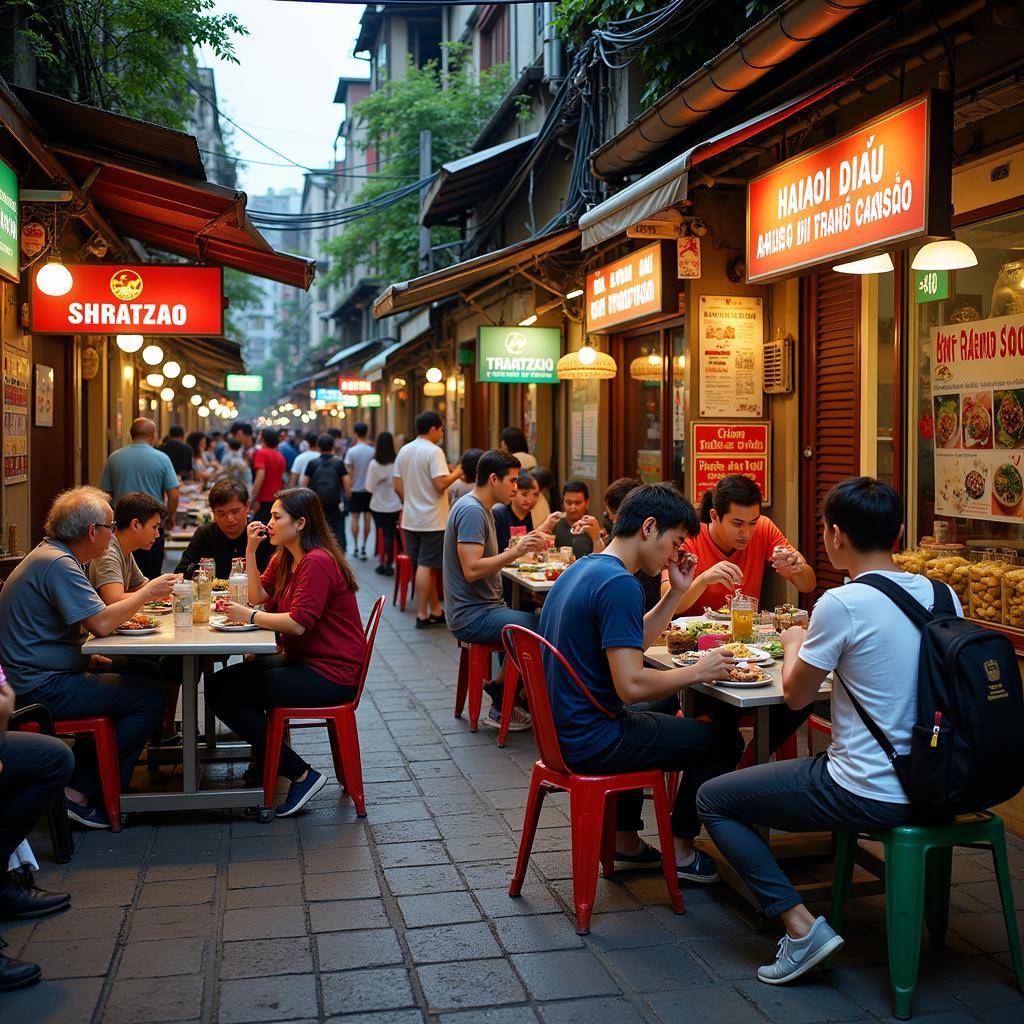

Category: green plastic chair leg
[884, 835, 927, 1021]
[829, 831, 858, 936]
[988, 824, 1024, 994]
[923, 846, 953, 947]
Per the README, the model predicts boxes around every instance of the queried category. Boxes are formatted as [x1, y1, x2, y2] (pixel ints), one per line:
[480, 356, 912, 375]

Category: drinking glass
[730, 593, 756, 643]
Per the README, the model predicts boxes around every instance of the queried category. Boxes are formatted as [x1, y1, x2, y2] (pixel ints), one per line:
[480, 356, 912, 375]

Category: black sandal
[613, 840, 662, 865]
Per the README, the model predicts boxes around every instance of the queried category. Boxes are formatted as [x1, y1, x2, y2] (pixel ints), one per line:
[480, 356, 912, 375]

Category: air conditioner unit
[763, 332, 794, 394]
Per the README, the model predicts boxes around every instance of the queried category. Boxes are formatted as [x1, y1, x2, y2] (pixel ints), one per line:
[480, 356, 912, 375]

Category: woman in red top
[212, 487, 366, 817]
[669, 475, 816, 615]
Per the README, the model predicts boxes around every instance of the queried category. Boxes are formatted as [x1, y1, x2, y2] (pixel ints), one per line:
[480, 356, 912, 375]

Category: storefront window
[671, 328, 687, 492]
[909, 210, 1024, 550]
[875, 271, 896, 486]
[624, 333, 662, 482]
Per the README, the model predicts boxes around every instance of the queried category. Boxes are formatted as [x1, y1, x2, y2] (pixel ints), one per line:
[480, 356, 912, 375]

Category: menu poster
[569, 379, 598, 479]
[34, 363, 53, 427]
[698, 295, 764, 418]
[3, 350, 28, 483]
[930, 313, 1024, 523]
[691, 423, 771, 506]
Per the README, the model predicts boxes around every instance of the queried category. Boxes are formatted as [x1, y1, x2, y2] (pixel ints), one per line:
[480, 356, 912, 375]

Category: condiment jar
[172, 581, 194, 629]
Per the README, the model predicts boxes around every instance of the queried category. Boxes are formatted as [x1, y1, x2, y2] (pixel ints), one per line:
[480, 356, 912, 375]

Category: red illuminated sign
[746, 93, 951, 282]
[585, 241, 679, 333]
[691, 423, 771, 505]
[338, 378, 373, 394]
[31, 264, 224, 335]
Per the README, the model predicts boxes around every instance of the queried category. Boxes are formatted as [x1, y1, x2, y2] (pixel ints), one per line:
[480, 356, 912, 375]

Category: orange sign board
[746, 93, 951, 282]
[692, 422, 771, 506]
[31, 264, 224, 335]
[586, 241, 678, 332]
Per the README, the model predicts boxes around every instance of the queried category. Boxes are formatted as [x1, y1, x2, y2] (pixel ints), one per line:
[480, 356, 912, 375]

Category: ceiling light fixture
[833, 253, 895, 275]
[116, 334, 144, 353]
[911, 238, 978, 271]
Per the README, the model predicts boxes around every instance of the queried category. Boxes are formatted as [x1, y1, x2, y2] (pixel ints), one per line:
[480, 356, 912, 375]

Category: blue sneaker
[274, 768, 326, 818]
[64, 796, 110, 830]
[676, 847, 719, 884]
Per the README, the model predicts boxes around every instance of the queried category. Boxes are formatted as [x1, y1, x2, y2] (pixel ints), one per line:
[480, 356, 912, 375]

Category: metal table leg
[181, 655, 199, 793]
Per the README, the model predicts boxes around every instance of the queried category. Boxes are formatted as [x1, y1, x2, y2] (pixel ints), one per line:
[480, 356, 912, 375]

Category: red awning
[12, 87, 314, 290]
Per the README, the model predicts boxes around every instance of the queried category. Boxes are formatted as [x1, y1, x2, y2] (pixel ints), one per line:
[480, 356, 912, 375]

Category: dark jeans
[569, 711, 742, 839]
[372, 510, 399, 564]
[691, 692, 813, 765]
[19, 666, 165, 798]
[0, 731, 74, 863]
[697, 754, 908, 917]
[209, 655, 356, 781]
[133, 528, 165, 578]
[324, 507, 348, 552]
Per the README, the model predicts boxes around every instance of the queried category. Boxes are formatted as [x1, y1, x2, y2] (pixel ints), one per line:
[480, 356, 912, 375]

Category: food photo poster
[931, 312, 1024, 522]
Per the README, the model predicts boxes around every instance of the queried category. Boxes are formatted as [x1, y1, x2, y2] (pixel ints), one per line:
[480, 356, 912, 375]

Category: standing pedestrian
[499, 426, 536, 470]
[366, 431, 401, 576]
[344, 422, 376, 559]
[307, 434, 351, 550]
[99, 418, 179, 578]
[278, 430, 298, 472]
[160, 425, 193, 479]
[250, 427, 287, 524]
[393, 411, 463, 627]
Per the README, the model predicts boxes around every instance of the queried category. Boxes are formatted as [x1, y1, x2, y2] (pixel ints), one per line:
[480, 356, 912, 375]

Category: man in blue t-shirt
[539, 483, 741, 884]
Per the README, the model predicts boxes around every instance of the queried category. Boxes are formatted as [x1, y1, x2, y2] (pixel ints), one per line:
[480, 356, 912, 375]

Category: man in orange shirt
[669, 475, 816, 615]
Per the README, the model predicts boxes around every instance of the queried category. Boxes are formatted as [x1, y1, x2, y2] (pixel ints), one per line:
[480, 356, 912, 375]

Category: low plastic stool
[830, 811, 1024, 1019]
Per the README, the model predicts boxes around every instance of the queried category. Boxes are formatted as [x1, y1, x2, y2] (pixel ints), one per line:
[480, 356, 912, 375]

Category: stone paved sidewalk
[4, 553, 1024, 1023]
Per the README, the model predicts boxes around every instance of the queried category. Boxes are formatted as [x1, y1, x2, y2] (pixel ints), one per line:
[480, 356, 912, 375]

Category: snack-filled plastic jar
[1001, 567, 1024, 627]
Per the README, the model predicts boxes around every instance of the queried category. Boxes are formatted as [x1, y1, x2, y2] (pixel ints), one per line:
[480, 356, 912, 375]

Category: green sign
[224, 373, 263, 392]
[914, 269, 949, 304]
[478, 326, 560, 384]
[360, 393, 382, 408]
[339, 394, 359, 408]
[0, 158, 19, 284]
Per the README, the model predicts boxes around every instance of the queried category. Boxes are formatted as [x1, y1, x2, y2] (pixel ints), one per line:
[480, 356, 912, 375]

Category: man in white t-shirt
[344, 422, 376, 560]
[697, 477, 962, 986]
[393, 411, 463, 626]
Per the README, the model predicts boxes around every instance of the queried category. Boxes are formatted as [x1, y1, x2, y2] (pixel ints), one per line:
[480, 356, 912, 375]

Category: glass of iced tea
[730, 593, 757, 643]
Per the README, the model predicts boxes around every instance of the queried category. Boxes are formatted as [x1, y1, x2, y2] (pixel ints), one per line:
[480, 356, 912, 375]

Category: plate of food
[993, 461, 1024, 515]
[721, 642, 774, 665]
[211, 579, 230, 593]
[995, 389, 1024, 449]
[142, 599, 173, 615]
[115, 614, 160, 636]
[714, 664, 773, 688]
[755, 639, 784, 659]
[210, 616, 263, 632]
[704, 606, 732, 621]
[962, 395, 993, 449]
[672, 651, 706, 667]
[934, 395, 961, 449]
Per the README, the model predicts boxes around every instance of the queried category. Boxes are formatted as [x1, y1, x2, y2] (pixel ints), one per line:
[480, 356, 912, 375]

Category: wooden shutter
[800, 269, 860, 598]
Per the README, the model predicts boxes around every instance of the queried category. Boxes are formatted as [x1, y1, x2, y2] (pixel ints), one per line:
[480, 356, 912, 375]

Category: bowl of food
[211, 578, 230, 593]
[934, 396, 961, 449]
[544, 567, 564, 581]
[993, 462, 1024, 514]
[965, 468, 986, 500]
[963, 395, 992, 448]
[773, 604, 808, 631]
[115, 613, 160, 635]
[995, 390, 1024, 449]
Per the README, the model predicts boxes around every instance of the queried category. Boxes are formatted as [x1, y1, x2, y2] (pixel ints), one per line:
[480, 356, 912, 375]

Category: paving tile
[416, 958, 526, 1012]
[601, 942, 712, 992]
[398, 890, 483, 928]
[385, 864, 466, 896]
[297, 822, 370, 849]
[537, 997, 649, 1024]
[378, 840, 452, 868]
[583, 909, 676, 951]
[33, 905, 125, 942]
[949, 910, 1024, 953]
[219, 936, 314, 979]
[136, 877, 216, 908]
[218, 974, 319, 1023]
[118, 936, 207, 979]
[405, 921, 503, 963]
[222, 905, 308, 941]
[104, 975, 204, 1023]
[510, 949, 620, 1001]
[445, 834, 521, 863]
[475, 885, 564, 918]
[320, 966, 416, 1017]
[434, 813, 510, 839]
[439, 1010, 541, 1024]
[493, 913, 583, 954]
[229, 835, 300, 862]
[225, 883, 305, 909]
[331, 1013, 425, 1024]
[227, 859, 301, 888]
[304, 869, 381, 901]
[19, 934, 117, 978]
[0, 977, 104, 1024]
[732, 977, 871, 1023]
[308, 897, 390, 932]
[550, 877, 639, 914]
[145, 862, 218, 882]
[646, 985, 769, 1024]
[316, 928, 404, 971]
[303, 842, 375, 874]
[370, 819, 442, 843]
[360, 799, 432, 823]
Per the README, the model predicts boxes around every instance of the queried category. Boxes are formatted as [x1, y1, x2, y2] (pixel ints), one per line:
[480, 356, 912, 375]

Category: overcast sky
[198, 1, 369, 198]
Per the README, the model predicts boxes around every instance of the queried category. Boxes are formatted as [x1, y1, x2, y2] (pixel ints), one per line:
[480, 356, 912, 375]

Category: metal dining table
[82, 618, 278, 815]
[500, 567, 556, 610]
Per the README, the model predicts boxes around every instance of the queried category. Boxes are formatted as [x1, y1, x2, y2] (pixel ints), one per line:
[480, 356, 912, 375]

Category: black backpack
[839, 573, 1024, 821]
[308, 456, 343, 509]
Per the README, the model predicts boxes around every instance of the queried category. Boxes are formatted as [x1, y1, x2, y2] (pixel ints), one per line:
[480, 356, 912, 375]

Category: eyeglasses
[93, 522, 115, 531]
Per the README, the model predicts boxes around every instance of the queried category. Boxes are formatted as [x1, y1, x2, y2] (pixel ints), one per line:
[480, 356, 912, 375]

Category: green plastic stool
[830, 811, 1024, 1020]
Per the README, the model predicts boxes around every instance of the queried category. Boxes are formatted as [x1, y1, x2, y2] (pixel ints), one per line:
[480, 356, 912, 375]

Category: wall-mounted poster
[3, 350, 29, 483]
[930, 313, 1024, 523]
[698, 295, 764, 418]
[569, 379, 599, 479]
[34, 364, 53, 427]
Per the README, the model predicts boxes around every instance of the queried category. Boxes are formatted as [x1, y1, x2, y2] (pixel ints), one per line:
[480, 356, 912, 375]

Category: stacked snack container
[1000, 553, 1024, 628]
[924, 549, 970, 606]
[968, 550, 1012, 623]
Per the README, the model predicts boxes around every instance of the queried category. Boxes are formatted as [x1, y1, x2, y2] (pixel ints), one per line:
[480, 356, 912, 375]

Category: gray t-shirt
[442, 494, 505, 633]
[0, 539, 106, 693]
[344, 442, 375, 492]
[87, 534, 146, 594]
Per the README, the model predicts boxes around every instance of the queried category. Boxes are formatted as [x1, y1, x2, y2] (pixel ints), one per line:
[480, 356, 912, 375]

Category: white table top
[500, 567, 557, 593]
[83, 618, 278, 656]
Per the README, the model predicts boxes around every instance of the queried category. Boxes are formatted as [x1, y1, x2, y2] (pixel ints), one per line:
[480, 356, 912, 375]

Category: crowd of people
[0, 407, 969, 994]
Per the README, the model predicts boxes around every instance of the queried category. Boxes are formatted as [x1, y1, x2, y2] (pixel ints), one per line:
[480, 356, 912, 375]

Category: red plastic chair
[261, 596, 385, 818]
[735, 721, 799, 769]
[22, 716, 122, 831]
[393, 525, 444, 610]
[454, 640, 520, 743]
[502, 624, 683, 934]
[807, 712, 832, 753]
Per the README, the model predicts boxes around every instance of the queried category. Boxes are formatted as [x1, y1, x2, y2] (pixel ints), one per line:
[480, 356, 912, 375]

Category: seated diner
[552, 479, 604, 558]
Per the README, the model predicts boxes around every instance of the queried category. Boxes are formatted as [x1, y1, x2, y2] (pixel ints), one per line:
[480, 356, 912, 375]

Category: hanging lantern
[629, 352, 663, 381]
[556, 344, 617, 381]
[116, 335, 144, 353]
[423, 381, 445, 397]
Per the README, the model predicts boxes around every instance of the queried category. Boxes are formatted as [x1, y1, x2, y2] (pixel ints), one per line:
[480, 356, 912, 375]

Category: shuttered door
[800, 269, 861, 599]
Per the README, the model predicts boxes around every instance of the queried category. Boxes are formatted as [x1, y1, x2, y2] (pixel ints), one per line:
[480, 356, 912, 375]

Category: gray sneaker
[757, 916, 844, 984]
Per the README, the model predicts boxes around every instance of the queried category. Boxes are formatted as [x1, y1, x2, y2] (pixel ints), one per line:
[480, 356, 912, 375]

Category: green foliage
[14, 0, 247, 130]
[554, 0, 777, 107]
[323, 46, 510, 289]
[222, 268, 262, 340]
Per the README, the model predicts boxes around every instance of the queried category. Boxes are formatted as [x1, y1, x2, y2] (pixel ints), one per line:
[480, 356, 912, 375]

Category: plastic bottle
[229, 557, 248, 606]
